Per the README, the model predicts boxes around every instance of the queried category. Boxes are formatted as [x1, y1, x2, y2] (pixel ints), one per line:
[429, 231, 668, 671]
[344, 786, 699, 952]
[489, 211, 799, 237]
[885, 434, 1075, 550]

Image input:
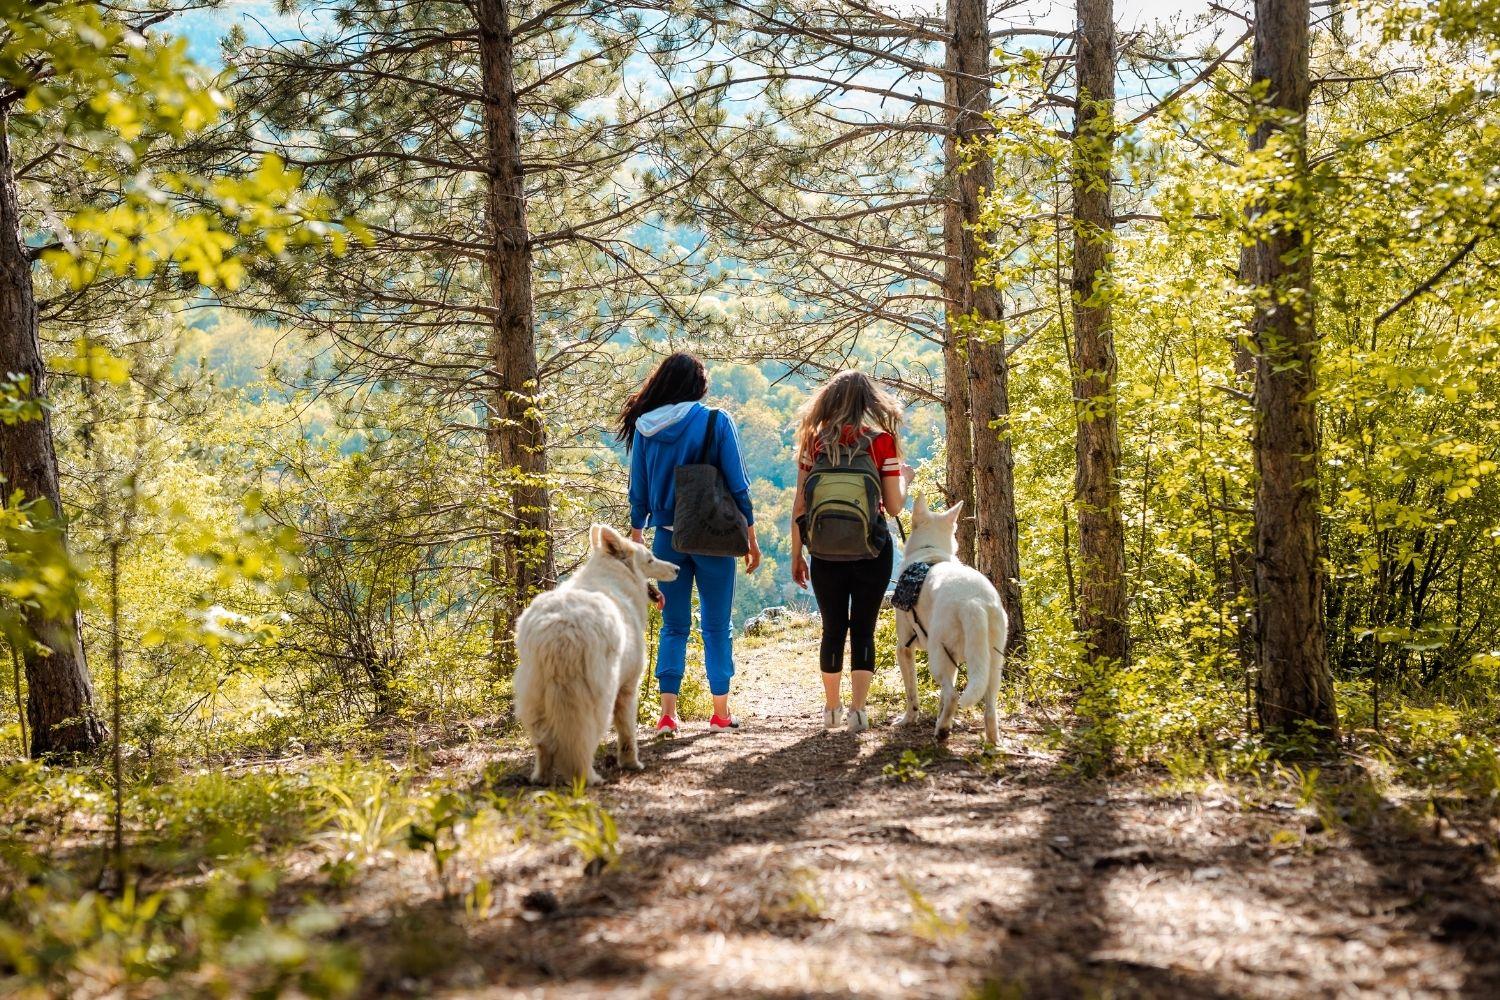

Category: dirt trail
[359, 628, 1500, 999]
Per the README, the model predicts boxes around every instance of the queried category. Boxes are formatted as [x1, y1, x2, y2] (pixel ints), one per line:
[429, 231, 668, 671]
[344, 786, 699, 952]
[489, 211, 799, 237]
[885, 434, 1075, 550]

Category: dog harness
[892, 556, 1006, 669]
[891, 560, 961, 664]
[891, 560, 931, 613]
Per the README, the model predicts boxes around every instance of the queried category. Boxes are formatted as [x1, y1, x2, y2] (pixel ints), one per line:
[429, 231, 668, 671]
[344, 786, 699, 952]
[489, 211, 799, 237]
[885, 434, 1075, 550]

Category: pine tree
[663, 0, 1062, 652]
[1248, 0, 1338, 737]
[1071, 0, 1127, 667]
[227, 0, 725, 667]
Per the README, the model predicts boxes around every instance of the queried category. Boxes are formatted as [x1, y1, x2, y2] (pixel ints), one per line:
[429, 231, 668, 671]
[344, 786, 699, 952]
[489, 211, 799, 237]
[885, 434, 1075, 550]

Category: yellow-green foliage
[883, 749, 933, 783]
[963, 0, 1500, 779]
[2, 2, 361, 292]
[0, 866, 359, 1000]
[0, 750, 627, 997]
[903, 878, 969, 943]
[514, 781, 622, 870]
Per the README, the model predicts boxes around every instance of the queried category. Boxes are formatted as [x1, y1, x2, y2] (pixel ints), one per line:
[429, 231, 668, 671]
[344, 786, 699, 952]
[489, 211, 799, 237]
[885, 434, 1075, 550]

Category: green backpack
[801, 430, 888, 561]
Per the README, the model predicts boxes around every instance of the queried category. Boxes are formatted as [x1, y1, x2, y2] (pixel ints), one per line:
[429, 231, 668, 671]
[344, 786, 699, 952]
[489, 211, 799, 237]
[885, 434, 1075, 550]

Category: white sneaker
[846, 708, 870, 733]
[823, 705, 844, 729]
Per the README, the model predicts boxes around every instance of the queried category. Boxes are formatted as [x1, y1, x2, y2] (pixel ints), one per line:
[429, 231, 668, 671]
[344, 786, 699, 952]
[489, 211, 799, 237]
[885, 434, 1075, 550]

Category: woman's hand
[745, 527, 762, 574]
[630, 528, 644, 544]
[791, 549, 809, 589]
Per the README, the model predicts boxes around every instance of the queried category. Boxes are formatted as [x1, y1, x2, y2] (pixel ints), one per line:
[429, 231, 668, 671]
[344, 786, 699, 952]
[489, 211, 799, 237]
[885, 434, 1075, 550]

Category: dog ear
[588, 524, 603, 549]
[941, 500, 964, 526]
[597, 524, 631, 561]
[912, 493, 930, 523]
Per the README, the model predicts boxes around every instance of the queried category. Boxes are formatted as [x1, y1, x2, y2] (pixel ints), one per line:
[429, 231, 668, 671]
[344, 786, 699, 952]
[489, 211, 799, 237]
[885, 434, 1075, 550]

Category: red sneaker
[654, 714, 680, 735]
[708, 714, 741, 732]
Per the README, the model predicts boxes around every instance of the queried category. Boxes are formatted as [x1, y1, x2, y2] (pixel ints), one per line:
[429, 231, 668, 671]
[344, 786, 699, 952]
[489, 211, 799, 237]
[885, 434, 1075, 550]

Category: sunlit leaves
[0, 374, 47, 425]
[40, 153, 355, 291]
[50, 339, 130, 384]
[0, 494, 81, 651]
[3, 3, 361, 291]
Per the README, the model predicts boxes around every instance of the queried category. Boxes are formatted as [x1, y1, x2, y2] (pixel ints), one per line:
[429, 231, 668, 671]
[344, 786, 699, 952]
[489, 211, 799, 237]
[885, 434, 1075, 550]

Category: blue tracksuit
[628, 402, 754, 697]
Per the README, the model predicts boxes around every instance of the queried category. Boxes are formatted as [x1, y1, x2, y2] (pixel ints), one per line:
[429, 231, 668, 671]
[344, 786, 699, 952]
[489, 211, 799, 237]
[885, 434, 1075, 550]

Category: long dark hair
[617, 351, 708, 449]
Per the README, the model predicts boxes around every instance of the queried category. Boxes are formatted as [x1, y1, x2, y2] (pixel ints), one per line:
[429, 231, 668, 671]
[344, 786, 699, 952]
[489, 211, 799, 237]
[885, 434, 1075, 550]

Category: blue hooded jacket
[629, 401, 755, 531]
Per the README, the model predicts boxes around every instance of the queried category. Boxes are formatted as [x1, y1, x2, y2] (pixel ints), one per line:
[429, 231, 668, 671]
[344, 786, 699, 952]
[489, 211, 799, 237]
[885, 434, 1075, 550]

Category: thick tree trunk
[0, 111, 106, 758]
[1070, 0, 1128, 666]
[939, 325, 977, 564]
[476, 0, 554, 671]
[1249, 0, 1338, 737]
[949, 0, 1027, 656]
[940, 32, 977, 567]
[940, 328, 978, 567]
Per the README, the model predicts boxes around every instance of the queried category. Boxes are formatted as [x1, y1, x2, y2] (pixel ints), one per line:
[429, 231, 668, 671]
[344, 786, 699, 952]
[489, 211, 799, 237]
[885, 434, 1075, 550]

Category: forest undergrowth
[4, 619, 1500, 998]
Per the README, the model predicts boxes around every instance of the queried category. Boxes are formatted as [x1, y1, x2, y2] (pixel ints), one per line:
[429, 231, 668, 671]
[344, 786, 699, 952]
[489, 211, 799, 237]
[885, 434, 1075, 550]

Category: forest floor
[307, 621, 1500, 999]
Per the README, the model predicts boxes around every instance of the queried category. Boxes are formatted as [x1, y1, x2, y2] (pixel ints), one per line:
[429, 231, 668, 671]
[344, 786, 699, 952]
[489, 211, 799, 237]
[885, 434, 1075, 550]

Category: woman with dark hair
[621, 352, 760, 734]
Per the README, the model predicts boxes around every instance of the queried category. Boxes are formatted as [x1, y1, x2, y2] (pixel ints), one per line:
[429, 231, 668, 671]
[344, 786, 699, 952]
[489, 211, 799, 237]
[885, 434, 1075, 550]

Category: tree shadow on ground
[968, 680, 1276, 1000]
[1330, 764, 1500, 997]
[970, 726, 1500, 999]
[332, 688, 1500, 998]
[969, 757, 1251, 1000]
[339, 723, 918, 994]
[971, 701, 1138, 999]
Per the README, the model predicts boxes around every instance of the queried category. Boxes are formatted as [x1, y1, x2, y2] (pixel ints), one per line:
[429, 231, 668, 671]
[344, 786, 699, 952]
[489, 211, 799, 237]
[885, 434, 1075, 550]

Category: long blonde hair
[795, 370, 903, 466]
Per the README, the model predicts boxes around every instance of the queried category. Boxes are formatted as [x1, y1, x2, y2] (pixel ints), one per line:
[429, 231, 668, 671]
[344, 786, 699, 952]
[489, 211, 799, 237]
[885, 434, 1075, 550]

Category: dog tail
[958, 603, 993, 709]
[988, 602, 1008, 698]
[517, 613, 609, 784]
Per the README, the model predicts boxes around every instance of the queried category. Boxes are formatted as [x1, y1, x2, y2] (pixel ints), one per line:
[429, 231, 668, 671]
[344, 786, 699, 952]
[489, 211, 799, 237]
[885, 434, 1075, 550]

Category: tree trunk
[1071, 0, 1128, 667]
[476, 0, 555, 671]
[949, 0, 1027, 656]
[1249, 0, 1338, 737]
[940, 330, 978, 567]
[0, 111, 106, 758]
[940, 29, 977, 567]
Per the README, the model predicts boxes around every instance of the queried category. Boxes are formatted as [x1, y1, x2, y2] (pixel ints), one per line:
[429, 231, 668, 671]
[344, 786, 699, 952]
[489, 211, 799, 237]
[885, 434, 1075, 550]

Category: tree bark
[1249, 0, 1338, 737]
[949, 0, 1027, 656]
[1071, 0, 1128, 666]
[0, 110, 106, 757]
[940, 26, 977, 567]
[476, 0, 555, 671]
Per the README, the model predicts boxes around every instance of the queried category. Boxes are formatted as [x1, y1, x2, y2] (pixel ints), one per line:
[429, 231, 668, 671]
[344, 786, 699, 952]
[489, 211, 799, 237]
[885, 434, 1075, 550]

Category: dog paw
[620, 759, 645, 772]
[935, 726, 951, 742]
[899, 709, 919, 726]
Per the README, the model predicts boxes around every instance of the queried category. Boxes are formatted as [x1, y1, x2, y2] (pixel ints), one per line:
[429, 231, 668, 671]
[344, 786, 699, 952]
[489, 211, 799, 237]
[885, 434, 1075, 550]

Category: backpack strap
[698, 407, 719, 465]
[813, 425, 879, 469]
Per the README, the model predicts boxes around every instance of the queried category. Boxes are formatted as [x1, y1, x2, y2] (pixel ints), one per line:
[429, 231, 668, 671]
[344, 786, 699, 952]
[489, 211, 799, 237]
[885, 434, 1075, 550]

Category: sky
[174, 1, 1224, 65]
[1108, 0, 1214, 26]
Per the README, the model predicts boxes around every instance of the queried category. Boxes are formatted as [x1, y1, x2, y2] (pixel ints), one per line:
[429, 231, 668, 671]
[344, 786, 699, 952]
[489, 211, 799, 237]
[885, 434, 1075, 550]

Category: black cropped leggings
[810, 539, 894, 673]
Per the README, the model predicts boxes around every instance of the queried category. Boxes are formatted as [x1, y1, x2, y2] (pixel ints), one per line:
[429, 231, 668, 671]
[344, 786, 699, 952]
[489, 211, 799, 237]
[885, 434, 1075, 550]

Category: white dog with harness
[891, 496, 1008, 743]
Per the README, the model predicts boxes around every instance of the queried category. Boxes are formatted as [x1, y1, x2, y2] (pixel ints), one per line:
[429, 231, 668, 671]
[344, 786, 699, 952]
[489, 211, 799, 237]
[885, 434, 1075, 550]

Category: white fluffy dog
[514, 524, 679, 785]
[895, 497, 1009, 744]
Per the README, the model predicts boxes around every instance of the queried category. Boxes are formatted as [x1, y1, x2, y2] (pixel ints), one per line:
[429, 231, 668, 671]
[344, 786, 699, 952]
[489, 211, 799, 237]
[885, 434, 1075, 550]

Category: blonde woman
[790, 371, 912, 733]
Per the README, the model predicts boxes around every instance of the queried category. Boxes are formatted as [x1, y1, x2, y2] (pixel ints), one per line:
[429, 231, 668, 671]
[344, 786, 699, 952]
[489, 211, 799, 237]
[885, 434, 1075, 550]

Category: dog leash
[645, 581, 661, 699]
[894, 555, 961, 665]
[906, 606, 960, 666]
